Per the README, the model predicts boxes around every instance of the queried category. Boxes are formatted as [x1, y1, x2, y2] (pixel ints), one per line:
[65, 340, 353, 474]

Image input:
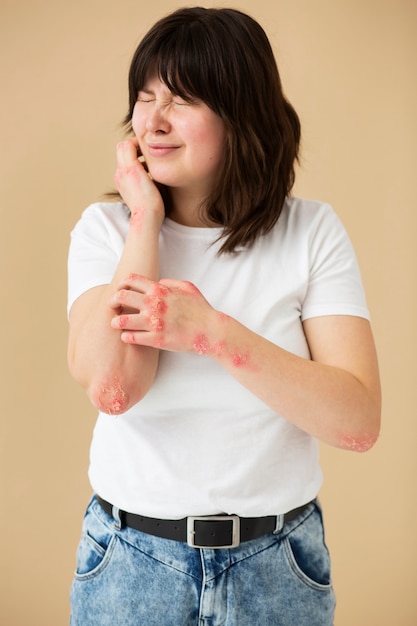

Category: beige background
[1, 0, 416, 624]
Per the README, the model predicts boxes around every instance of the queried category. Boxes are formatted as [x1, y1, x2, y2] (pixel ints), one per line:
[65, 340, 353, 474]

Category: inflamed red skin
[192, 331, 253, 370]
[102, 274, 377, 453]
[110, 276, 257, 370]
[107, 274, 380, 450]
[336, 432, 379, 453]
[128, 207, 145, 231]
[94, 375, 130, 416]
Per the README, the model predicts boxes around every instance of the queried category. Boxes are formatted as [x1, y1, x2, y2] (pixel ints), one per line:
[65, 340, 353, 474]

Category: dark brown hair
[124, 7, 301, 253]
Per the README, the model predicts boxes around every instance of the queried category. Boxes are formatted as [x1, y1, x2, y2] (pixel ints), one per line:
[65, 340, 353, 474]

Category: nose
[145, 104, 171, 134]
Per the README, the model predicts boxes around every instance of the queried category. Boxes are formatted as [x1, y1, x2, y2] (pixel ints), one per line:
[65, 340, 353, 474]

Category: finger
[111, 312, 143, 331]
[116, 138, 140, 167]
[159, 278, 201, 296]
[119, 273, 155, 292]
[109, 288, 142, 311]
[112, 310, 165, 333]
[120, 329, 162, 348]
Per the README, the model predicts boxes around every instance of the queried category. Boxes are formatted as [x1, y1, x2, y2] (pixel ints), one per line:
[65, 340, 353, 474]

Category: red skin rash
[192, 334, 226, 357]
[144, 295, 168, 314]
[336, 432, 378, 453]
[115, 315, 131, 330]
[150, 314, 165, 331]
[192, 332, 252, 368]
[192, 312, 251, 365]
[129, 208, 145, 231]
[115, 293, 168, 331]
[145, 294, 168, 331]
[97, 376, 129, 415]
[231, 351, 250, 367]
[152, 283, 169, 297]
[114, 283, 254, 370]
[193, 333, 211, 355]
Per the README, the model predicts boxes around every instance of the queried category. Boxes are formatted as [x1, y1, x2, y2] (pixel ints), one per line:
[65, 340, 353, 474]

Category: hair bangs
[156, 36, 213, 104]
[125, 17, 220, 129]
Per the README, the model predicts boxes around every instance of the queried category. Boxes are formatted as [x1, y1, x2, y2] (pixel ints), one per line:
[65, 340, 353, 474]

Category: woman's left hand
[109, 274, 222, 354]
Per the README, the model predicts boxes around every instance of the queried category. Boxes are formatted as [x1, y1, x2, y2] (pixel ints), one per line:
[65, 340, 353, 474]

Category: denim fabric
[70, 496, 335, 625]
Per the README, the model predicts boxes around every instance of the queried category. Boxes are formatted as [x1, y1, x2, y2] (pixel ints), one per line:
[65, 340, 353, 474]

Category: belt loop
[112, 504, 122, 531]
[273, 514, 284, 534]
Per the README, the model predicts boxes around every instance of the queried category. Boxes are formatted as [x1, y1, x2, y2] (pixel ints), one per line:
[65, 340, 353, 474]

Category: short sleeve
[67, 202, 129, 316]
[301, 204, 369, 321]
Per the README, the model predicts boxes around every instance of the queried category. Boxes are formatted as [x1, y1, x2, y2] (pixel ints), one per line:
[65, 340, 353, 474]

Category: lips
[146, 143, 179, 157]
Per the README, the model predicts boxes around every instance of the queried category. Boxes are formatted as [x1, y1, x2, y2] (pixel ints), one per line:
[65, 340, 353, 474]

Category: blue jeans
[70, 496, 335, 625]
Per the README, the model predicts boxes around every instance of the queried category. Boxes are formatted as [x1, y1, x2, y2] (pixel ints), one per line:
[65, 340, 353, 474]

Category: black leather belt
[96, 495, 311, 549]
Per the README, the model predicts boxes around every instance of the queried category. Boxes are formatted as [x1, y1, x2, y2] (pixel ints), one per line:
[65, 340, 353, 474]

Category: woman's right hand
[68, 138, 165, 414]
[114, 137, 165, 225]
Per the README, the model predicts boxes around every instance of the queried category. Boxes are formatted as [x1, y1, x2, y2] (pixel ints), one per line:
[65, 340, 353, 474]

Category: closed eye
[137, 96, 155, 103]
[137, 90, 191, 107]
[137, 89, 155, 103]
[172, 99, 189, 106]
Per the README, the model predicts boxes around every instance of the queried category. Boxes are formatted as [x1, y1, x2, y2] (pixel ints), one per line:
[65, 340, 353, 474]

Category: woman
[67, 7, 381, 625]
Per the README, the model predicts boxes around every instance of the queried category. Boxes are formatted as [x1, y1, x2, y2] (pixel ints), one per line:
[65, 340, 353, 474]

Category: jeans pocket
[283, 505, 333, 590]
[74, 502, 117, 580]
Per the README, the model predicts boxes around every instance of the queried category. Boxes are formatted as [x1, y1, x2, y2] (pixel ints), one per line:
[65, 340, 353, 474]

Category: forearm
[68, 209, 162, 413]
[204, 313, 381, 451]
[107, 275, 381, 446]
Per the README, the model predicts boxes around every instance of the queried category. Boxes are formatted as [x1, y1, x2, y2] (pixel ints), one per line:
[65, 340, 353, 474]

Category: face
[131, 75, 226, 199]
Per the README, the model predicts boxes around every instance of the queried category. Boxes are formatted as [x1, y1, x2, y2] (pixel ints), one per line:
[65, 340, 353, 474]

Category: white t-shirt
[68, 197, 369, 518]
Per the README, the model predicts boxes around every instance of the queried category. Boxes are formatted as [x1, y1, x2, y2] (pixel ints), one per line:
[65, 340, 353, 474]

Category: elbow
[67, 354, 130, 415]
[67, 339, 157, 415]
[88, 375, 148, 415]
[340, 387, 382, 453]
[87, 374, 155, 415]
[339, 415, 381, 453]
[89, 378, 131, 415]
[342, 432, 379, 453]
[68, 353, 156, 415]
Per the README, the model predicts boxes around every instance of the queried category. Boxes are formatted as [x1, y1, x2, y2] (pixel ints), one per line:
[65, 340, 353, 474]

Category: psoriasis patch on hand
[150, 314, 165, 331]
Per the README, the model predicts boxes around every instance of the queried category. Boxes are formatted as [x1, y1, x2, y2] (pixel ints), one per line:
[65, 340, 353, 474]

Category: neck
[168, 188, 218, 228]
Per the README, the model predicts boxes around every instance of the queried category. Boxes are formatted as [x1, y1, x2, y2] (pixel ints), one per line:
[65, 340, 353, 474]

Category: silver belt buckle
[187, 515, 240, 549]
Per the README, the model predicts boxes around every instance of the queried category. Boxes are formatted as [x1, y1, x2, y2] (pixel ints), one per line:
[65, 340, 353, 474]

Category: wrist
[202, 313, 257, 371]
[129, 205, 164, 234]
[192, 311, 232, 358]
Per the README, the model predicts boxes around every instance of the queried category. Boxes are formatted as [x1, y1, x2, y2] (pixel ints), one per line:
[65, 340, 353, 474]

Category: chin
[149, 173, 183, 189]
